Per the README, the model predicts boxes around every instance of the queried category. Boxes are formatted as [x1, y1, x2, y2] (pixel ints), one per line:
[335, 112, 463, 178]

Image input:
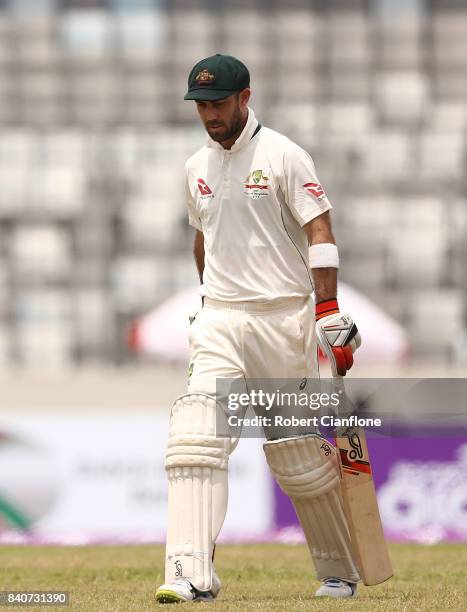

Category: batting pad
[165, 394, 231, 592]
[264, 434, 360, 583]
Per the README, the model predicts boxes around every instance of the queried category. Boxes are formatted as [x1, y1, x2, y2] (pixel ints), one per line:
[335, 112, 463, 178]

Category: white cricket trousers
[188, 295, 319, 395]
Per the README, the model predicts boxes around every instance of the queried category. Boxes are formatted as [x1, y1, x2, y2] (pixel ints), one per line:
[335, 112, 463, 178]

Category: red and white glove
[315, 298, 361, 377]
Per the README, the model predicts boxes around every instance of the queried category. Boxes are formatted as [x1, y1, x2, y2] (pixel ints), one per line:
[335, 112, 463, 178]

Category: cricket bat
[333, 378, 393, 586]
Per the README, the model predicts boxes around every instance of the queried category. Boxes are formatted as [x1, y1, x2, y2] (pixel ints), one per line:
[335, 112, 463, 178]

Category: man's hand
[315, 298, 361, 376]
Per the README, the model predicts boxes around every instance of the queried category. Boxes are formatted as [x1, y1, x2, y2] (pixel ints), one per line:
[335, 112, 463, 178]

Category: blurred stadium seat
[14, 286, 74, 366]
[11, 225, 72, 281]
[376, 71, 429, 124]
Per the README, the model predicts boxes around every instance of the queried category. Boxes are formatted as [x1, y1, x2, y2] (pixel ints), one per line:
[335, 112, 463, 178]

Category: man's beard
[207, 108, 244, 143]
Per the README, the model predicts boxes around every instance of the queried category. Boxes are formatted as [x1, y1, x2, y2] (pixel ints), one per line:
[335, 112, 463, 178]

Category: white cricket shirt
[185, 108, 332, 302]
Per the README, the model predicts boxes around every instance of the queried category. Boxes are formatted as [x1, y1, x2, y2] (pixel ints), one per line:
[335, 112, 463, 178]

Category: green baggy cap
[184, 54, 250, 101]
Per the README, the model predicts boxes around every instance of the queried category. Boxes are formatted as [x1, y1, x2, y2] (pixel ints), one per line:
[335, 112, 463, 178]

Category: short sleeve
[282, 143, 332, 226]
[185, 169, 203, 231]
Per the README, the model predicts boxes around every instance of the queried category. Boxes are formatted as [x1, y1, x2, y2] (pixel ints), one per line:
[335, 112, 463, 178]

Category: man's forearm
[194, 230, 205, 284]
[313, 268, 337, 303]
[304, 212, 338, 303]
[312, 267, 337, 304]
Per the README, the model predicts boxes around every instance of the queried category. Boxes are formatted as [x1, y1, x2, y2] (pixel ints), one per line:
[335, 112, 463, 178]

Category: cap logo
[195, 69, 215, 85]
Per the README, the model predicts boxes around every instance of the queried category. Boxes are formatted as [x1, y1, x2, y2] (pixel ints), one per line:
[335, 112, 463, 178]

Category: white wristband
[309, 243, 339, 269]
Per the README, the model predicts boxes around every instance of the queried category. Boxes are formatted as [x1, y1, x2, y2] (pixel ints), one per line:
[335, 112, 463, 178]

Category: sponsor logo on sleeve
[197, 178, 214, 199]
[304, 182, 326, 200]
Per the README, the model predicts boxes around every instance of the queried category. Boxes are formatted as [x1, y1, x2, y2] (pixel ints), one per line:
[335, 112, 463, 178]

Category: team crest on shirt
[244, 169, 269, 200]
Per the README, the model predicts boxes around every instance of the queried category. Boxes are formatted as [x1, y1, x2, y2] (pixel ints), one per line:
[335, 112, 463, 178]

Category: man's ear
[239, 88, 251, 108]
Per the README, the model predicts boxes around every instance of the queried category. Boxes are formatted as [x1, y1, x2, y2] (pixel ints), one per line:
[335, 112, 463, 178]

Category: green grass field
[0, 543, 465, 611]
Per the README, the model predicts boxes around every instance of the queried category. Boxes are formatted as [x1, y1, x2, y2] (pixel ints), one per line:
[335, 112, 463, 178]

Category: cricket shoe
[155, 573, 221, 604]
[315, 578, 357, 598]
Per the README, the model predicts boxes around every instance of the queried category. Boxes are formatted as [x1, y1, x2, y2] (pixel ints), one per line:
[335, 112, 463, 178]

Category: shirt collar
[206, 107, 258, 153]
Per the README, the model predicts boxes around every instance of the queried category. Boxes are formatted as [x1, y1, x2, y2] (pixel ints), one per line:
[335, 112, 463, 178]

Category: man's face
[195, 91, 248, 144]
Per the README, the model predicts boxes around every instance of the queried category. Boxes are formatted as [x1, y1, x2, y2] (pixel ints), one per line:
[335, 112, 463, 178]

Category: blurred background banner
[1, 411, 466, 544]
[0, 412, 273, 544]
[0, 0, 466, 545]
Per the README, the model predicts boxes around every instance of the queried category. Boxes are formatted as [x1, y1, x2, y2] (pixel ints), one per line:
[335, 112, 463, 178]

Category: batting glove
[315, 298, 361, 377]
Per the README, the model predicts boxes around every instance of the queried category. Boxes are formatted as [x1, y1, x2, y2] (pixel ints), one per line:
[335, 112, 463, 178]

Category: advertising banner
[0, 411, 273, 544]
[1, 409, 466, 544]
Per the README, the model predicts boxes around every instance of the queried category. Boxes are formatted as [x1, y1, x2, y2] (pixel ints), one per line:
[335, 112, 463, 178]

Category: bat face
[335, 427, 393, 585]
